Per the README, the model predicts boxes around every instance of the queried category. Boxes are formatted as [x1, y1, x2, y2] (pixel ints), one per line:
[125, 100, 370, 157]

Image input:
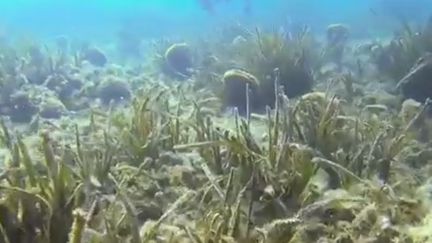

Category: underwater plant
[396, 52, 432, 103]
[220, 27, 320, 109]
[368, 17, 432, 82]
[0, 65, 430, 242]
[1, 8, 432, 243]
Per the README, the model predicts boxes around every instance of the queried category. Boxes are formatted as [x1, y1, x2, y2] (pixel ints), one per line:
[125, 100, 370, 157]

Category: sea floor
[0, 20, 432, 243]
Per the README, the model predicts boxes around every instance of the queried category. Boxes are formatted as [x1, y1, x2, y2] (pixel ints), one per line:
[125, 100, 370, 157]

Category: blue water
[1, 0, 431, 42]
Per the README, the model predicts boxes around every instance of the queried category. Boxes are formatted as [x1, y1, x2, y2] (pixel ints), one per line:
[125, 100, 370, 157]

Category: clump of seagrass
[368, 18, 432, 81]
[396, 53, 432, 103]
[0, 130, 79, 243]
[1, 29, 432, 243]
[232, 28, 317, 108]
[114, 87, 175, 165]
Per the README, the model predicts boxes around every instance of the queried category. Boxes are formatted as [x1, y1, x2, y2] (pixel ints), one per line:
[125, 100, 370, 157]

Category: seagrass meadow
[1, 16, 432, 243]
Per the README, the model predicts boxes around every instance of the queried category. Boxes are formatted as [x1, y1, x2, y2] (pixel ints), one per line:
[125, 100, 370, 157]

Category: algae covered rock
[164, 43, 193, 78]
[22, 65, 50, 85]
[39, 97, 66, 119]
[396, 53, 432, 103]
[299, 91, 340, 113]
[399, 98, 432, 142]
[326, 24, 350, 46]
[399, 99, 422, 124]
[82, 47, 107, 67]
[44, 73, 83, 100]
[8, 91, 38, 123]
[360, 92, 402, 112]
[168, 165, 197, 188]
[325, 23, 350, 65]
[222, 69, 260, 114]
[97, 76, 131, 104]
